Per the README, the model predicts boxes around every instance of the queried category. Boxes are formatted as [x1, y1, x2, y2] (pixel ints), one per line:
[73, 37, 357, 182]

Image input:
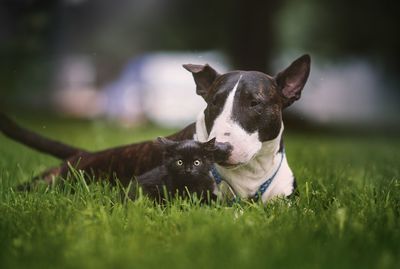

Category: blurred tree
[167, 0, 283, 71]
[225, 0, 282, 72]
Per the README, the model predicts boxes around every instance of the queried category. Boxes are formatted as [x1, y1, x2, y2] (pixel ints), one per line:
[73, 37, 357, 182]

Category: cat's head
[156, 137, 232, 177]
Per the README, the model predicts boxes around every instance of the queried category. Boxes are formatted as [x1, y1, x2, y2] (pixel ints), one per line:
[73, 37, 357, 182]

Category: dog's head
[184, 55, 310, 166]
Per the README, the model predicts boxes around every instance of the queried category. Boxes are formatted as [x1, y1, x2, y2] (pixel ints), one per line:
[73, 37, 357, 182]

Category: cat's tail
[0, 112, 87, 160]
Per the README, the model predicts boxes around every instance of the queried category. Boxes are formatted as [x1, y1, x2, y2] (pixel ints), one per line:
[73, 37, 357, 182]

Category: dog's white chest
[215, 129, 295, 202]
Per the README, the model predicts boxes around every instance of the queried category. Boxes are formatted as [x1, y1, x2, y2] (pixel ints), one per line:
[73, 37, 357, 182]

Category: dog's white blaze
[208, 75, 263, 165]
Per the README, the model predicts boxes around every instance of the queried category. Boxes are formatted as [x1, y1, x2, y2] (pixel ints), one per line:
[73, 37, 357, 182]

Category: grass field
[0, 117, 399, 269]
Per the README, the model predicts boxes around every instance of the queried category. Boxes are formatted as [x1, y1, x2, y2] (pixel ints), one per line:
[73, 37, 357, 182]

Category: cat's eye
[176, 160, 183, 166]
[193, 160, 201, 166]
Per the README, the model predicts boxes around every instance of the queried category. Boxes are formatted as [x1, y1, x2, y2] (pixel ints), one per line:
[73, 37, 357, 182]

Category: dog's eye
[176, 160, 183, 166]
[250, 100, 261, 107]
[193, 160, 201, 166]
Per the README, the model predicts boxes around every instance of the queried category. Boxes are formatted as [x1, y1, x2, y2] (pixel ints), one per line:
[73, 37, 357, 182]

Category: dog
[186, 54, 310, 202]
[0, 54, 310, 202]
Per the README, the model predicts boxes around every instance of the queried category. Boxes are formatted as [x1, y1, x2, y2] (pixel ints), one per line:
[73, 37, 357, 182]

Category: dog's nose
[223, 132, 231, 136]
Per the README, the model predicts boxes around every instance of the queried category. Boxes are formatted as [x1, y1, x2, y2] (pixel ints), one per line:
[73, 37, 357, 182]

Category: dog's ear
[183, 64, 219, 99]
[275, 54, 311, 107]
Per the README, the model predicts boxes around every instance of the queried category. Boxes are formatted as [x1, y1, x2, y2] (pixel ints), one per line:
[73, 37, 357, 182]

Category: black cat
[135, 137, 231, 203]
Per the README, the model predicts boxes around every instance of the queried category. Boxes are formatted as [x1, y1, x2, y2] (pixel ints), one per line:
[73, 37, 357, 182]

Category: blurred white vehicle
[102, 51, 229, 127]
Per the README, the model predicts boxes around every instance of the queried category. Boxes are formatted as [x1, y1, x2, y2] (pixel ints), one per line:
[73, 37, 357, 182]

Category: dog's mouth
[217, 160, 246, 170]
[218, 162, 238, 169]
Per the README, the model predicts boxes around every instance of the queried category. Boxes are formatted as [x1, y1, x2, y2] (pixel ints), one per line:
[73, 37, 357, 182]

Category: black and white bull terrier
[184, 54, 310, 202]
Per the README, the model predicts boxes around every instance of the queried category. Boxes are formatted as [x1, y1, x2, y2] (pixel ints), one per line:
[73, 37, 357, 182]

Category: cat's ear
[203, 138, 217, 152]
[156, 137, 178, 149]
[202, 138, 232, 163]
[213, 141, 233, 163]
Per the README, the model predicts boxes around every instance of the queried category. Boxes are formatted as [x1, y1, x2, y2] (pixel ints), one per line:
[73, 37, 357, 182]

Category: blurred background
[0, 0, 399, 132]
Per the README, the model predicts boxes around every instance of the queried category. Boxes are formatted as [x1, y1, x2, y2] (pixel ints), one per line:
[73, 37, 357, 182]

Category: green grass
[0, 118, 399, 269]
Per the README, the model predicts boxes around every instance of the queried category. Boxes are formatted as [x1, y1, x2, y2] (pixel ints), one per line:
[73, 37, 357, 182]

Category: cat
[135, 137, 231, 203]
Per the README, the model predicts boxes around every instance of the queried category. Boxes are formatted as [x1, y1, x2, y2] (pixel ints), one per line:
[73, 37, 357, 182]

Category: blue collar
[211, 165, 223, 184]
[252, 150, 285, 201]
[211, 149, 285, 202]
